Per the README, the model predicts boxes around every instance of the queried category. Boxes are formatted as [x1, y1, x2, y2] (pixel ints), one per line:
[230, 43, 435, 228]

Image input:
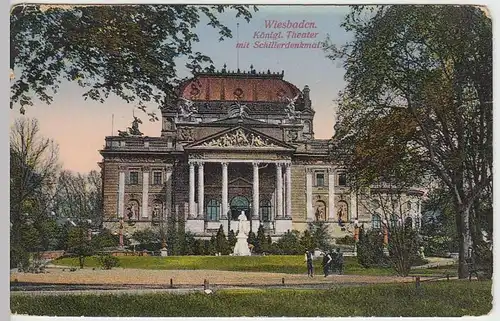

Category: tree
[215, 225, 229, 255]
[420, 187, 459, 256]
[208, 235, 217, 255]
[273, 230, 302, 255]
[325, 5, 492, 278]
[300, 230, 314, 253]
[309, 222, 332, 251]
[228, 229, 237, 250]
[66, 226, 94, 268]
[357, 226, 387, 268]
[254, 225, 268, 254]
[10, 117, 60, 268]
[132, 228, 160, 251]
[52, 170, 102, 225]
[11, 4, 258, 115]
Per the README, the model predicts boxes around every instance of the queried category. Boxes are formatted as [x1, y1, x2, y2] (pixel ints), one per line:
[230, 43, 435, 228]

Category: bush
[336, 235, 356, 246]
[98, 254, 120, 270]
[270, 230, 302, 255]
[388, 225, 422, 276]
[357, 228, 389, 268]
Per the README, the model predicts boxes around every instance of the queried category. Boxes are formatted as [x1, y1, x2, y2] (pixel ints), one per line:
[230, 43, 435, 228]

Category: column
[285, 163, 292, 218]
[328, 168, 335, 221]
[306, 168, 313, 221]
[253, 162, 259, 219]
[165, 166, 173, 220]
[276, 163, 283, 218]
[189, 162, 195, 218]
[142, 169, 149, 218]
[118, 170, 125, 218]
[221, 162, 228, 219]
[197, 162, 204, 218]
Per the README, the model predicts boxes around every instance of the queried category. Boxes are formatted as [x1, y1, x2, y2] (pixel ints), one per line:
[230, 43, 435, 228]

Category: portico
[185, 158, 293, 235]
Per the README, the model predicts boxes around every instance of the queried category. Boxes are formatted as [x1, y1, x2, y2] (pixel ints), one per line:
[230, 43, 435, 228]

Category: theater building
[99, 67, 423, 240]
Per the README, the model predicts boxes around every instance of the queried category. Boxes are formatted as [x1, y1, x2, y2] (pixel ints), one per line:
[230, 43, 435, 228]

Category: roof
[178, 68, 304, 104]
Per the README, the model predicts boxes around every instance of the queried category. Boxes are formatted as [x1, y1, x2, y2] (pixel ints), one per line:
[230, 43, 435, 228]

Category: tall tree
[10, 117, 60, 268]
[325, 5, 492, 278]
[10, 4, 257, 115]
[52, 170, 102, 225]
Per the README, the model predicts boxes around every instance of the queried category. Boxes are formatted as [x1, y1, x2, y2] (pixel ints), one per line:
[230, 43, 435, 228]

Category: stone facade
[99, 68, 424, 240]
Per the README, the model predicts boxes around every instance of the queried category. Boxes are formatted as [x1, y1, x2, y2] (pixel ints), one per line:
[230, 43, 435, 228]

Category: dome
[178, 68, 302, 103]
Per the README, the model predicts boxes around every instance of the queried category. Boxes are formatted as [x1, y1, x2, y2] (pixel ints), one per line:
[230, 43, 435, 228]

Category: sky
[9, 5, 353, 173]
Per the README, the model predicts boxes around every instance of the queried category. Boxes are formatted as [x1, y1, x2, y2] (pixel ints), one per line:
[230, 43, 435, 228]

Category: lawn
[10, 280, 492, 317]
[53, 255, 456, 277]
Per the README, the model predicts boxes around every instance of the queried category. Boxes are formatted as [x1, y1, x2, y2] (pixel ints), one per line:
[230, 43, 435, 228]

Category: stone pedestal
[233, 234, 251, 256]
[160, 248, 168, 257]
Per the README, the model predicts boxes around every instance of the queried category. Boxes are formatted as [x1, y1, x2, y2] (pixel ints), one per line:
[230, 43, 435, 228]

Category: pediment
[184, 126, 295, 151]
[229, 177, 252, 187]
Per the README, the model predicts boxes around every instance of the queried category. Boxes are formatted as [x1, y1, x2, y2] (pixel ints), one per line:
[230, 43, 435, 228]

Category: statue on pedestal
[233, 211, 251, 256]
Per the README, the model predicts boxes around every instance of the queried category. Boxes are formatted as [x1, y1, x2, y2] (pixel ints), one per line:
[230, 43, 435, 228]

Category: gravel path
[11, 267, 442, 288]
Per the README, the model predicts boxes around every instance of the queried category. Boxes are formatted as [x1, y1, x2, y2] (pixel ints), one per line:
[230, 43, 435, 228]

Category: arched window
[260, 199, 272, 222]
[206, 199, 220, 221]
[372, 214, 381, 229]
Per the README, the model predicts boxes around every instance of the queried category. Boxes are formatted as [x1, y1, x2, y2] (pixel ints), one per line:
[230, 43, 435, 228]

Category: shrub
[215, 225, 230, 255]
[357, 228, 389, 268]
[387, 224, 422, 276]
[270, 230, 302, 255]
[336, 235, 355, 246]
[98, 254, 119, 270]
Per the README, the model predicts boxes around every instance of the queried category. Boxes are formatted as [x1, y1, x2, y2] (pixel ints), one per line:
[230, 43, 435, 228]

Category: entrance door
[230, 196, 250, 220]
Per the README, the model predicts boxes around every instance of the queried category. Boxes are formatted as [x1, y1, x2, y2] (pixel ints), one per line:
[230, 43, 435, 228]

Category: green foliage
[92, 229, 119, 249]
[387, 225, 422, 276]
[271, 230, 302, 255]
[299, 230, 314, 252]
[11, 4, 258, 114]
[66, 227, 94, 268]
[10, 281, 492, 317]
[253, 225, 269, 254]
[182, 232, 197, 255]
[215, 225, 229, 255]
[132, 228, 160, 251]
[326, 5, 492, 279]
[247, 232, 257, 248]
[10, 118, 59, 268]
[97, 254, 120, 270]
[228, 230, 236, 249]
[208, 235, 217, 255]
[336, 235, 355, 246]
[309, 222, 332, 250]
[356, 228, 388, 268]
[474, 240, 492, 280]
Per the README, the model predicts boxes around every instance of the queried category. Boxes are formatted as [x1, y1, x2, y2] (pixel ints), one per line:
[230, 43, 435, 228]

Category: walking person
[322, 251, 332, 277]
[304, 250, 314, 277]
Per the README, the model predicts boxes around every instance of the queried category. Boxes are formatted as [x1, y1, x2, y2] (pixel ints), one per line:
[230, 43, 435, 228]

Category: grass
[53, 255, 457, 276]
[10, 280, 492, 317]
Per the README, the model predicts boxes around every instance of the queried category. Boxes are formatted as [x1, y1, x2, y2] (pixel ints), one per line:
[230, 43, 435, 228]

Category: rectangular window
[153, 171, 162, 185]
[129, 171, 139, 185]
[338, 173, 347, 186]
[315, 173, 325, 187]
